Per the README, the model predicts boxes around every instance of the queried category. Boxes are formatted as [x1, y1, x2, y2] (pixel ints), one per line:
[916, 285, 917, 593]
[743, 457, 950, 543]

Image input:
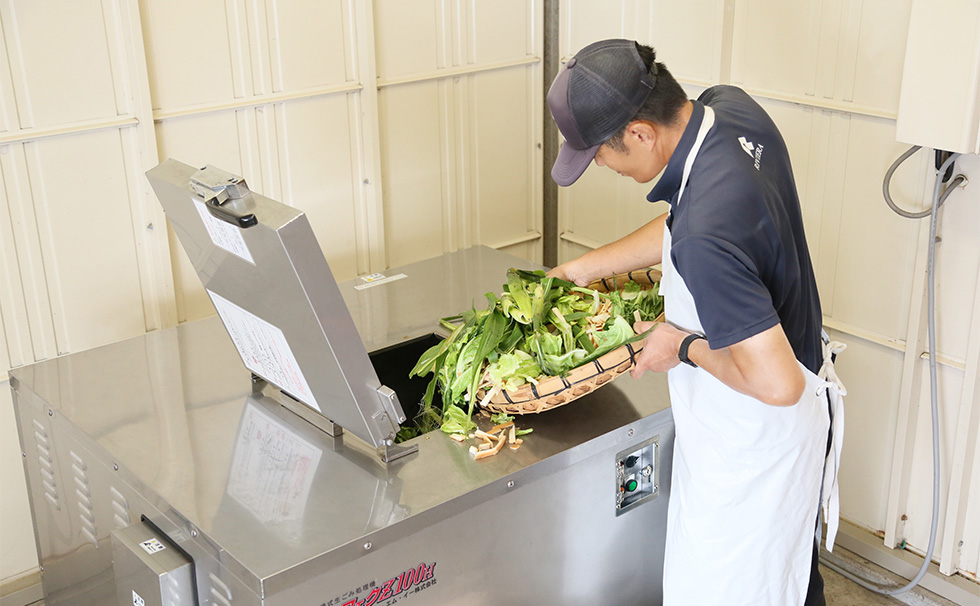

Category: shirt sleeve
[670, 233, 779, 349]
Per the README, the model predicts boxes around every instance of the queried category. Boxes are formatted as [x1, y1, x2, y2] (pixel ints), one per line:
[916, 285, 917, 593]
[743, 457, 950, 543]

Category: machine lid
[146, 158, 408, 451]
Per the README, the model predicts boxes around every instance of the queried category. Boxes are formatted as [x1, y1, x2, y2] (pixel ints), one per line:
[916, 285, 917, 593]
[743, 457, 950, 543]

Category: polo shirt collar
[646, 99, 705, 204]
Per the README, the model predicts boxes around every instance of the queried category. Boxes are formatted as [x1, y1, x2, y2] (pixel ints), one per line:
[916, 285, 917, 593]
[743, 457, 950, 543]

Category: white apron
[660, 106, 844, 605]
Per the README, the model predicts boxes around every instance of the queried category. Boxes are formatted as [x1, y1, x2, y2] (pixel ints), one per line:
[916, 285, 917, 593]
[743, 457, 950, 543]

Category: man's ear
[626, 121, 657, 150]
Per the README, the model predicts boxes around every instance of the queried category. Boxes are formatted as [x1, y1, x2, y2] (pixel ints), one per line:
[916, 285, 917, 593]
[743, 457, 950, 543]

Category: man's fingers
[633, 320, 656, 334]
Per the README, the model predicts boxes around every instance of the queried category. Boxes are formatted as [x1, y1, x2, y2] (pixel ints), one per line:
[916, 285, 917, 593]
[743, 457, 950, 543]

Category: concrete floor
[822, 565, 941, 605]
[820, 548, 963, 606]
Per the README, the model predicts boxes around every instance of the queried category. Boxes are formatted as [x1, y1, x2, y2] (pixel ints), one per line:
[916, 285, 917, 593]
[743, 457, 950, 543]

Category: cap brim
[551, 141, 600, 187]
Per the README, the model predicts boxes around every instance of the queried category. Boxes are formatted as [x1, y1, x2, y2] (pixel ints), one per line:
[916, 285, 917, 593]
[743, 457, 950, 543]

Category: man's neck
[662, 100, 695, 158]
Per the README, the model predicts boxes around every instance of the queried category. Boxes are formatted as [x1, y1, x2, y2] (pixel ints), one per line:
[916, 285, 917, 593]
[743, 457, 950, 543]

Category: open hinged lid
[146, 159, 413, 461]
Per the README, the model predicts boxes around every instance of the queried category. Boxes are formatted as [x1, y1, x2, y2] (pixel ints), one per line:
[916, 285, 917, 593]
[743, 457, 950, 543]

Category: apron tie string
[815, 335, 846, 551]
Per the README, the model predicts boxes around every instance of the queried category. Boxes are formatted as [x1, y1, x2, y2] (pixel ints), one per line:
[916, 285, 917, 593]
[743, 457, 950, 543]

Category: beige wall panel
[557, 239, 592, 267]
[1, 0, 118, 127]
[30, 132, 147, 354]
[562, 0, 632, 55]
[832, 332, 904, 530]
[903, 361, 965, 557]
[849, 0, 911, 112]
[1, 148, 58, 361]
[154, 113, 250, 183]
[960, 404, 980, 576]
[831, 118, 922, 339]
[732, 0, 912, 112]
[933, 155, 980, 361]
[271, 0, 350, 91]
[378, 82, 448, 267]
[563, 165, 655, 249]
[498, 241, 538, 264]
[731, 0, 821, 96]
[375, 1, 541, 264]
[373, 0, 442, 78]
[563, 167, 622, 247]
[0, 168, 32, 369]
[277, 96, 360, 279]
[0, 325, 9, 371]
[648, 2, 723, 83]
[0, 381, 39, 580]
[139, 0, 236, 109]
[562, 0, 722, 77]
[469, 0, 535, 63]
[471, 68, 538, 249]
[0, 14, 14, 133]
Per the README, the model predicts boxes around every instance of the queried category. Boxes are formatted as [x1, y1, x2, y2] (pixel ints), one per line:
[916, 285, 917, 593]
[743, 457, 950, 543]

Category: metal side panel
[13, 386, 116, 605]
[263, 410, 675, 606]
[14, 378, 263, 606]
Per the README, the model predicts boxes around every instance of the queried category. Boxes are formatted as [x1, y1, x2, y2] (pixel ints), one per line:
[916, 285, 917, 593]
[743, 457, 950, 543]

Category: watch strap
[678, 333, 706, 367]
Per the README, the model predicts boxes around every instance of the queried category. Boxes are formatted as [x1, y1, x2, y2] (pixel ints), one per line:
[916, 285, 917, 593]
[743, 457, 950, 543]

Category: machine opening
[369, 333, 445, 442]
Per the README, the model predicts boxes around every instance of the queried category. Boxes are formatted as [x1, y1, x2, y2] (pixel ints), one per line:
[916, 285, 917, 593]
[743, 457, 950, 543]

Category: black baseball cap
[547, 39, 658, 186]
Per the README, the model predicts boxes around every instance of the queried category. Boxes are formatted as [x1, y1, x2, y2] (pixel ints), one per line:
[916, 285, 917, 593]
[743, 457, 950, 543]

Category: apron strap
[816, 337, 846, 551]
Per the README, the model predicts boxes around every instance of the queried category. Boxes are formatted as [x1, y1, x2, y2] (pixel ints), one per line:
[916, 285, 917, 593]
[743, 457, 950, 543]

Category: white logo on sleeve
[738, 136, 764, 170]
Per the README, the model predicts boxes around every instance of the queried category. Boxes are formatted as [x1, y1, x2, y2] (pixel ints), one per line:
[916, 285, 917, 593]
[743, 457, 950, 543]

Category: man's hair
[604, 44, 687, 152]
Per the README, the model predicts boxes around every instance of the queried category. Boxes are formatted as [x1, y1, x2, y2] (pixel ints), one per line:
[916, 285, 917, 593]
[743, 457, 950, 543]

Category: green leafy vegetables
[402, 269, 663, 440]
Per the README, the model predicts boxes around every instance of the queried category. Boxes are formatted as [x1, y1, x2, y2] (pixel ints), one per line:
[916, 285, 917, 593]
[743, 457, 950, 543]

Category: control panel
[615, 436, 659, 515]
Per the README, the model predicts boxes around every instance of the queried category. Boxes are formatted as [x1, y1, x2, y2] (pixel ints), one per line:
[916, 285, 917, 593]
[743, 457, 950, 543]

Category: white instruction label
[132, 590, 145, 606]
[139, 538, 166, 555]
[208, 290, 320, 412]
[194, 200, 255, 264]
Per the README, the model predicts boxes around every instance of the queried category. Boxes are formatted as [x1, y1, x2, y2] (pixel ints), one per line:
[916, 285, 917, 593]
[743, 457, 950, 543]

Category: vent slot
[209, 573, 232, 606]
[70, 449, 98, 546]
[110, 487, 132, 528]
[34, 417, 59, 511]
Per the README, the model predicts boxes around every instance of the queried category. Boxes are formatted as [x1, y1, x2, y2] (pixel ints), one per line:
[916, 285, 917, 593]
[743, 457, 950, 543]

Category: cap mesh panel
[566, 40, 654, 146]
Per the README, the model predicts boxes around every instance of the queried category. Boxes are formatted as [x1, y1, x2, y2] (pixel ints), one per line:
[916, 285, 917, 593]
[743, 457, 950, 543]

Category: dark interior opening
[368, 333, 444, 438]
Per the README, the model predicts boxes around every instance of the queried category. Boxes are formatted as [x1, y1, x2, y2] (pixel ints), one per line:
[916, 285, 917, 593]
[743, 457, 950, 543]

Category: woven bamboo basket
[479, 268, 663, 415]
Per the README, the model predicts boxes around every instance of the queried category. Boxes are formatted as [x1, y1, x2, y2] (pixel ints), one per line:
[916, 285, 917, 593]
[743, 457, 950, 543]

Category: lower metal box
[111, 522, 195, 606]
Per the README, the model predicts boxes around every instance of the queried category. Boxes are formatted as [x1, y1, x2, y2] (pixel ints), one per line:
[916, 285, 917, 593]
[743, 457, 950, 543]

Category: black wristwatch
[678, 333, 706, 368]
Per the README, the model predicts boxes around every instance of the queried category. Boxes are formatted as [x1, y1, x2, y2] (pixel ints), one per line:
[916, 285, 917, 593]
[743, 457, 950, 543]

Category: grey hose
[822, 152, 962, 595]
[882, 145, 962, 218]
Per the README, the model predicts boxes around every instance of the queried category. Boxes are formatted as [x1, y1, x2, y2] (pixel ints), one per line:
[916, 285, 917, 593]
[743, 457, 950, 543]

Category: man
[547, 39, 837, 605]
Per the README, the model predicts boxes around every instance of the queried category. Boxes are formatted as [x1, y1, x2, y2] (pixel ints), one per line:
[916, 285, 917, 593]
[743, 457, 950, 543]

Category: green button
[625, 479, 638, 492]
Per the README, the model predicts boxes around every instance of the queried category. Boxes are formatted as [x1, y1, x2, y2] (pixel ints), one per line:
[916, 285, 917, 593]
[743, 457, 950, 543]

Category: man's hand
[546, 260, 594, 286]
[631, 321, 686, 378]
[546, 213, 669, 286]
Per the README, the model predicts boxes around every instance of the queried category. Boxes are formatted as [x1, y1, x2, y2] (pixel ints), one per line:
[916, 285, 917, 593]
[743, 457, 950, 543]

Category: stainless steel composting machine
[9, 159, 675, 606]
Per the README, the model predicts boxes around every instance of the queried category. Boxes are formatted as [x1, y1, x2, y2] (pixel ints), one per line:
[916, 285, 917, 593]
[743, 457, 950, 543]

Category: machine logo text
[323, 561, 438, 606]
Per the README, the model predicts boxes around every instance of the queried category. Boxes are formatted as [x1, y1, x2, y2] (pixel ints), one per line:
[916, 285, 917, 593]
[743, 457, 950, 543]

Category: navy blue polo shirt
[649, 86, 823, 373]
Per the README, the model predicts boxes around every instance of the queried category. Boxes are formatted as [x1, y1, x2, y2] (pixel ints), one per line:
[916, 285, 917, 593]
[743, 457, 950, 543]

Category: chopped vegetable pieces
[403, 267, 662, 448]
